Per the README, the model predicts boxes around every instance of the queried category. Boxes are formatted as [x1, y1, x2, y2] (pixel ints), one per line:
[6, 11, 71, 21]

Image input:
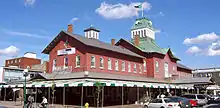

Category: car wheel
[144, 105, 148, 108]
[160, 107, 165, 108]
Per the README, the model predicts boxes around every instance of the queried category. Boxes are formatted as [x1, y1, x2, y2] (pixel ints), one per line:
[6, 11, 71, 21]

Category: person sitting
[41, 96, 48, 108]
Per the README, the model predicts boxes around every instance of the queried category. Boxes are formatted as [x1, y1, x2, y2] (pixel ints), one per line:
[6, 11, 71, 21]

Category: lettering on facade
[57, 48, 76, 56]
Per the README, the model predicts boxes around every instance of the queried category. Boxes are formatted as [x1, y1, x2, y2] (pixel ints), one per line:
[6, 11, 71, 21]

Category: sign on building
[57, 48, 76, 56]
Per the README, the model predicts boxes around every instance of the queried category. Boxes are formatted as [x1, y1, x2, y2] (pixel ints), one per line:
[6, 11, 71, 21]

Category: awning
[0, 79, 191, 89]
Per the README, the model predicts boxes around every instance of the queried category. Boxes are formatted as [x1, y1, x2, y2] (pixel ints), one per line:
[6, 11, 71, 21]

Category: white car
[146, 98, 181, 108]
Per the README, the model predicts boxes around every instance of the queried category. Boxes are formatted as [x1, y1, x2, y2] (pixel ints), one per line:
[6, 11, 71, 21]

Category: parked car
[182, 94, 208, 107]
[146, 98, 180, 108]
[203, 104, 220, 108]
[166, 96, 192, 108]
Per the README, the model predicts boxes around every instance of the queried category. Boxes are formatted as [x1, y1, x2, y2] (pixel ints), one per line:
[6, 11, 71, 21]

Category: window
[100, 57, 104, 69]
[64, 57, 68, 67]
[7, 61, 10, 64]
[141, 30, 143, 37]
[115, 60, 118, 71]
[183, 95, 196, 99]
[128, 62, 131, 72]
[53, 59, 56, 70]
[134, 63, 137, 73]
[164, 62, 169, 77]
[15, 59, 17, 63]
[139, 64, 142, 73]
[197, 95, 205, 99]
[11, 60, 13, 64]
[173, 66, 175, 72]
[143, 61, 147, 72]
[108, 58, 112, 70]
[122, 61, 125, 71]
[133, 31, 135, 37]
[144, 30, 146, 36]
[219, 73, 220, 77]
[76, 55, 80, 67]
[18, 59, 21, 62]
[91, 56, 95, 68]
[138, 31, 140, 36]
[155, 61, 159, 72]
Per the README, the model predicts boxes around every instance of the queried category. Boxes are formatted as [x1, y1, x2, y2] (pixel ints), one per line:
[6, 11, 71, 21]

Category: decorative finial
[90, 24, 93, 27]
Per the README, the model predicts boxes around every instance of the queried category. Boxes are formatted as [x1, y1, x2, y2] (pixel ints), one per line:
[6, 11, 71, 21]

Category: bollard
[85, 102, 89, 108]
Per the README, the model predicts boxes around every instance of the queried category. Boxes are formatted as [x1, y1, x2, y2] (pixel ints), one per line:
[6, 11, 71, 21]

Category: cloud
[24, 0, 36, 7]
[183, 32, 220, 45]
[95, 1, 151, 19]
[184, 32, 220, 56]
[207, 41, 220, 56]
[0, 46, 20, 57]
[155, 29, 161, 33]
[2, 29, 51, 40]
[158, 12, 164, 16]
[70, 17, 79, 23]
[186, 46, 203, 55]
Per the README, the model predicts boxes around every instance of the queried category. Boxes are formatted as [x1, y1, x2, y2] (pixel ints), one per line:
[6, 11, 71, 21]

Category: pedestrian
[41, 96, 48, 108]
[27, 95, 34, 108]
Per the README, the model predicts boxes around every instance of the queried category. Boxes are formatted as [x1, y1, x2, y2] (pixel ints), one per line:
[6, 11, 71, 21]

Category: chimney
[67, 24, 73, 33]
[134, 35, 139, 46]
[111, 39, 116, 46]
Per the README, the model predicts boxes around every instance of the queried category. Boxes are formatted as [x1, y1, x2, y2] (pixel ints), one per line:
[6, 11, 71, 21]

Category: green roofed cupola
[131, 17, 155, 40]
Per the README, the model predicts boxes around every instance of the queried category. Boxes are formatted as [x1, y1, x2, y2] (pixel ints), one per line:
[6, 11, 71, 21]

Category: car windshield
[166, 97, 185, 102]
[183, 95, 196, 99]
[197, 95, 205, 99]
[164, 98, 177, 103]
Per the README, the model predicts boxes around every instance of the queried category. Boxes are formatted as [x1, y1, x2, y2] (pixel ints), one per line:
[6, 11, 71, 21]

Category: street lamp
[23, 69, 29, 108]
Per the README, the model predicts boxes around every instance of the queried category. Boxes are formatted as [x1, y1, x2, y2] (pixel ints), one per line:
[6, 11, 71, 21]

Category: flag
[134, 4, 142, 8]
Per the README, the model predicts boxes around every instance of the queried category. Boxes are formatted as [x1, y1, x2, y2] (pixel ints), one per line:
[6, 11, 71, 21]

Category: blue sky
[0, 0, 220, 68]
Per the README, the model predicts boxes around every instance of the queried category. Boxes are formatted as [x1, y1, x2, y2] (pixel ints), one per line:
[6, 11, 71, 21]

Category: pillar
[81, 86, 84, 107]
[122, 86, 124, 106]
[63, 87, 65, 106]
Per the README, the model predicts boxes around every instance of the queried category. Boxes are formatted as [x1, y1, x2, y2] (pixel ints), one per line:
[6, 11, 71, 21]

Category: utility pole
[23, 69, 29, 108]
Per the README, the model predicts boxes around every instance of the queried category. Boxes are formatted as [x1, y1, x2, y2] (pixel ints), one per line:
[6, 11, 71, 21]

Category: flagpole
[142, 5, 144, 17]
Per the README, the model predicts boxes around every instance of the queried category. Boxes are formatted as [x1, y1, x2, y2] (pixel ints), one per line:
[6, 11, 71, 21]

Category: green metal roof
[131, 17, 154, 30]
[129, 37, 180, 60]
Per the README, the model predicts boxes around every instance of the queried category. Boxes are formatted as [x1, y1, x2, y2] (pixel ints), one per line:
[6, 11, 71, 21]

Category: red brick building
[5, 52, 41, 69]
[42, 17, 192, 80]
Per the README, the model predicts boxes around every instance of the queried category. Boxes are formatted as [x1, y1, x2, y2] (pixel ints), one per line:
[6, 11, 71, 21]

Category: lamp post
[23, 69, 29, 108]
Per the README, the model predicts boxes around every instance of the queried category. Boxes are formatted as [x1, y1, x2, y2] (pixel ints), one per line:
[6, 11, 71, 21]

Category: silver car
[183, 94, 208, 106]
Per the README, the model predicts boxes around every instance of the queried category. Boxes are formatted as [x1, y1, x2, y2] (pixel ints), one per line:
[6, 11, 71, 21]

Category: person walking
[27, 95, 34, 108]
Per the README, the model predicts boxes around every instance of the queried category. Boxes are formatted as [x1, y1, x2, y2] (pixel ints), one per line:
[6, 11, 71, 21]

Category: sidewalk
[0, 101, 142, 108]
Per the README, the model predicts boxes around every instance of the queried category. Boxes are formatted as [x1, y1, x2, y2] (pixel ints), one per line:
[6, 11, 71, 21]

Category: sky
[0, 0, 220, 69]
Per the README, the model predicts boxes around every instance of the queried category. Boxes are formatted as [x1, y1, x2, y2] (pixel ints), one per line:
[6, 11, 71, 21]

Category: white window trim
[64, 57, 68, 68]
[134, 63, 137, 73]
[122, 61, 125, 72]
[139, 64, 142, 73]
[143, 61, 147, 72]
[100, 57, 104, 69]
[91, 56, 96, 68]
[75, 55, 80, 68]
[155, 61, 159, 72]
[108, 58, 112, 70]
[115, 60, 119, 71]
[128, 62, 131, 72]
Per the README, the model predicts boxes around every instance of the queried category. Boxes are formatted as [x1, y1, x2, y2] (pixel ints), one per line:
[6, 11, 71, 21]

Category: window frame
[122, 61, 125, 72]
[143, 61, 147, 72]
[76, 55, 80, 68]
[108, 58, 112, 70]
[64, 57, 68, 67]
[115, 60, 119, 71]
[100, 57, 104, 69]
[128, 62, 131, 72]
[134, 63, 137, 73]
[90, 56, 96, 68]
[155, 61, 159, 72]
